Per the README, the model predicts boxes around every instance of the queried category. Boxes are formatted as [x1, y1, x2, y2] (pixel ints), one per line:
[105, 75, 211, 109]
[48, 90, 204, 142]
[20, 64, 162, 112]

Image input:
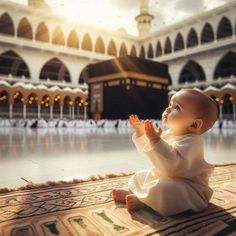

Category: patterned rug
[0, 165, 236, 236]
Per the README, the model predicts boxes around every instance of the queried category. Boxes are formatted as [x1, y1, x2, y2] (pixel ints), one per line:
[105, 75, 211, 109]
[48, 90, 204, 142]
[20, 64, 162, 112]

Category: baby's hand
[129, 114, 145, 137]
[145, 120, 162, 144]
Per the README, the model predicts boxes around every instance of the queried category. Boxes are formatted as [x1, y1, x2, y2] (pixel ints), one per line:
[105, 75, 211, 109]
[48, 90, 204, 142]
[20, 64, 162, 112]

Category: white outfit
[128, 131, 214, 216]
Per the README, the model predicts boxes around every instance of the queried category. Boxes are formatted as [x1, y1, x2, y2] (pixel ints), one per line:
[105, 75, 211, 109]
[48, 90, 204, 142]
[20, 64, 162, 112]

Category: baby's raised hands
[129, 114, 145, 137]
[145, 120, 162, 144]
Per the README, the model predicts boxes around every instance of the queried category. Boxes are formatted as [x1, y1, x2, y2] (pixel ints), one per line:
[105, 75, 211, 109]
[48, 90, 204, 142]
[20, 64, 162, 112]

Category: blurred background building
[0, 0, 235, 120]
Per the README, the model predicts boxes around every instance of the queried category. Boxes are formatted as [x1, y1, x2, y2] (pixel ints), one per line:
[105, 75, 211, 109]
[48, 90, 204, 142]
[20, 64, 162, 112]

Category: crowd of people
[0, 118, 234, 129]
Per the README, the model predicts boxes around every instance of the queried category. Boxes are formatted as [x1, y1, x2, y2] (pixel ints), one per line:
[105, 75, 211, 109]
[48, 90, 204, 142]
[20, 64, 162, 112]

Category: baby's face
[162, 91, 200, 135]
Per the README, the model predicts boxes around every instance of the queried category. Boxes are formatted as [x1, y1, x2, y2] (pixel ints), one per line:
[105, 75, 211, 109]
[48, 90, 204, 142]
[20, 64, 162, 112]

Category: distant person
[112, 89, 218, 216]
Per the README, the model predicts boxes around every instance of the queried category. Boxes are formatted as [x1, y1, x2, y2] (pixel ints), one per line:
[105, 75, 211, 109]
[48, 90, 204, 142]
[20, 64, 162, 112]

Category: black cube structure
[88, 56, 170, 120]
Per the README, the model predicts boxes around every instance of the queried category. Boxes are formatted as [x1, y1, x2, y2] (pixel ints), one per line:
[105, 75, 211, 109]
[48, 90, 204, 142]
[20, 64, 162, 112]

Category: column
[9, 103, 13, 119]
[23, 104, 26, 119]
[77, 107, 80, 119]
[69, 107, 72, 119]
[60, 105, 63, 119]
[72, 106, 75, 120]
[50, 105, 53, 120]
[38, 104, 41, 119]
[219, 105, 223, 121]
[84, 106, 87, 120]
[233, 103, 236, 122]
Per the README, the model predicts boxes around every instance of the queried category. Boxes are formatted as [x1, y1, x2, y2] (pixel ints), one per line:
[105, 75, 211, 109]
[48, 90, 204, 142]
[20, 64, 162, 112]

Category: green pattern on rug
[0, 165, 236, 236]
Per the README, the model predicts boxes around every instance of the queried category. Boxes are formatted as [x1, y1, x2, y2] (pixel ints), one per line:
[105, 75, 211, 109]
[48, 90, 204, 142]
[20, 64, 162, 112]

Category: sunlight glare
[53, 0, 120, 31]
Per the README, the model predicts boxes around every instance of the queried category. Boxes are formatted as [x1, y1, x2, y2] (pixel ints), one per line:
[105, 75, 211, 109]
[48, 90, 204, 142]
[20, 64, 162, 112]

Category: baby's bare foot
[112, 189, 131, 203]
[125, 194, 145, 211]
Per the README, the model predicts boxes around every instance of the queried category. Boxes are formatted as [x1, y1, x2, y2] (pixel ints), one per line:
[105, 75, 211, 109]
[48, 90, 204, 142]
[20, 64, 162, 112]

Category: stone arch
[164, 37, 172, 54]
[53, 94, 61, 117]
[52, 25, 65, 46]
[0, 12, 14, 36]
[119, 42, 128, 56]
[63, 95, 72, 116]
[187, 28, 198, 48]
[147, 43, 154, 59]
[74, 96, 83, 118]
[82, 33, 92, 51]
[156, 41, 162, 57]
[40, 58, 71, 82]
[41, 94, 51, 117]
[217, 16, 233, 40]
[130, 45, 137, 57]
[35, 22, 49, 43]
[79, 65, 89, 84]
[12, 91, 24, 116]
[201, 23, 214, 44]
[67, 30, 79, 49]
[107, 40, 117, 56]
[95, 36, 105, 54]
[0, 90, 9, 100]
[17, 17, 33, 39]
[0, 90, 9, 115]
[0, 50, 30, 78]
[222, 93, 233, 117]
[174, 33, 184, 51]
[139, 45, 145, 59]
[179, 60, 206, 84]
[27, 93, 38, 116]
[214, 52, 236, 79]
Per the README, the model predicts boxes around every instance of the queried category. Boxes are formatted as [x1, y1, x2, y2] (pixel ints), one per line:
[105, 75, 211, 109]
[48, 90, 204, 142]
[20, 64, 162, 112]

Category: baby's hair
[182, 89, 218, 133]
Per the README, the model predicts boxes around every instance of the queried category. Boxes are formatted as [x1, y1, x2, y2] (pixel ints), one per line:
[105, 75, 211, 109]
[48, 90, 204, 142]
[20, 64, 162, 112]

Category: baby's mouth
[162, 114, 168, 121]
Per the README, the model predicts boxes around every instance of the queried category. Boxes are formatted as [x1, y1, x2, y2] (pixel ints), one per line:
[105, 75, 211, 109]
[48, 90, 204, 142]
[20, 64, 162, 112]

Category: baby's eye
[173, 105, 180, 111]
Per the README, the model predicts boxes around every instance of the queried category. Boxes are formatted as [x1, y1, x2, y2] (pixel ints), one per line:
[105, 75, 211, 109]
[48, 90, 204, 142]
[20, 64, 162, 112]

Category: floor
[0, 127, 235, 188]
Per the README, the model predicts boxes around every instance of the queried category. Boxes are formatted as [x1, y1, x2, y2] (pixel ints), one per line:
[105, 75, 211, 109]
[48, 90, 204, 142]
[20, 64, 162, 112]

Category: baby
[112, 89, 218, 216]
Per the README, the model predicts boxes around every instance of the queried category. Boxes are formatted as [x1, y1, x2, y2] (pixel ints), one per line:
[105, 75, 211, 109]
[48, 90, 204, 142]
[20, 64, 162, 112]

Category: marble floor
[0, 127, 235, 188]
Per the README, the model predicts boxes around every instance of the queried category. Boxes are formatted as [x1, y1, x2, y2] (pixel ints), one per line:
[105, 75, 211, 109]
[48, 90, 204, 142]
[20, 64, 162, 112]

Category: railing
[157, 36, 236, 62]
[169, 76, 236, 90]
[0, 111, 85, 120]
[0, 34, 113, 62]
[0, 74, 88, 90]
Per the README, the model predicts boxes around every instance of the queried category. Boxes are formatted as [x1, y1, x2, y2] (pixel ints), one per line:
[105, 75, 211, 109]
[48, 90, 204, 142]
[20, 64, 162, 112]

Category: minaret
[135, 0, 154, 37]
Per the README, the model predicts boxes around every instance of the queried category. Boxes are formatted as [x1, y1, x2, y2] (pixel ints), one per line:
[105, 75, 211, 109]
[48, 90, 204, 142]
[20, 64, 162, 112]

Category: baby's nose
[166, 107, 171, 113]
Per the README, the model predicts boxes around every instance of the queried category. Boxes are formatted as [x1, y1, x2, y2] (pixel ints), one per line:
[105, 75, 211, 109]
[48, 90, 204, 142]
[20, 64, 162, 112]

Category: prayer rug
[0, 164, 236, 235]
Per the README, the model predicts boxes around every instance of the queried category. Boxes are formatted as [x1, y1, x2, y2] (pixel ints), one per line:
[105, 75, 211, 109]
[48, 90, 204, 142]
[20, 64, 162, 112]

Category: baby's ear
[189, 119, 203, 133]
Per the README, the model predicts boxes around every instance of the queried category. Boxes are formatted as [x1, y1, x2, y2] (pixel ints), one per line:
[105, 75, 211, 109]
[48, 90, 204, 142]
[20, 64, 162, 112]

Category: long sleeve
[141, 134, 212, 178]
[131, 132, 149, 155]
[129, 132, 214, 216]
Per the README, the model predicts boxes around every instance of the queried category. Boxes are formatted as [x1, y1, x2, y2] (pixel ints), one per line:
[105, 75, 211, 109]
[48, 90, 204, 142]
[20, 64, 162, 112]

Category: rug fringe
[1, 163, 236, 194]
[0, 172, 134, 194]
[214, 163, 236, 167]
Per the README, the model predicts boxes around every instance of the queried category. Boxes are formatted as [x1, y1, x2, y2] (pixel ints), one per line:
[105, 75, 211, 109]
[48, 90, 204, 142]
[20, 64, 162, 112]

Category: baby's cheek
[169, 113, 182, 122]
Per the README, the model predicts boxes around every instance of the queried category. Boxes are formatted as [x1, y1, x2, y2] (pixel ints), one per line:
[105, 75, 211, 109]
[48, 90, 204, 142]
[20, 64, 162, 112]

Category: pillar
[219, 105, 223, 121]
[50, 105, 53, 119]
[9, 103, 13, 119]
[69, 107, 71, 119]
[84, 106, 87, 120]
[38, 104, 41, 119]
[60, 105, 63, 119]
[23, 104, 26, 119]
[77, 107, 80, 119]
[233, 103, 236, 122]
[72, 106, 75, 120]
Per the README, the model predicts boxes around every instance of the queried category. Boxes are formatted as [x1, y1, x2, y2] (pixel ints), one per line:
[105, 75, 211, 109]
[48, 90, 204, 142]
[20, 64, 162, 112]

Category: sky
[12, 0, 234, 35]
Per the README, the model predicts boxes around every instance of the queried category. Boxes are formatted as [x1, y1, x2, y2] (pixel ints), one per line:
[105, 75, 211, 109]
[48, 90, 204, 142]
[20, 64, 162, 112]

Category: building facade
[0, 0, 235, 120]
